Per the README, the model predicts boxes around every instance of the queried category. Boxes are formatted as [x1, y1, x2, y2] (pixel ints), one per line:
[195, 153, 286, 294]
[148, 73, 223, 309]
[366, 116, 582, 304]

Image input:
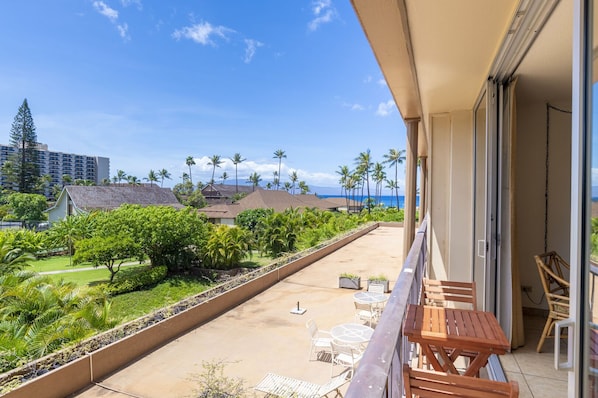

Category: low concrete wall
[2, 223, 379, 398]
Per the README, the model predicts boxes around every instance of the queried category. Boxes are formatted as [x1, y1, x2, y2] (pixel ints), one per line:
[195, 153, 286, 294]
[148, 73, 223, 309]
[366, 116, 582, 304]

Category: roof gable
[64, 185, 181, 211]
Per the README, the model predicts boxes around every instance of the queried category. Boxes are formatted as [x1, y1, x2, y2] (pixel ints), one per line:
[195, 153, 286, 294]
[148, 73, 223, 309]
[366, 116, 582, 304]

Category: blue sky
[0, 1, 407, 193]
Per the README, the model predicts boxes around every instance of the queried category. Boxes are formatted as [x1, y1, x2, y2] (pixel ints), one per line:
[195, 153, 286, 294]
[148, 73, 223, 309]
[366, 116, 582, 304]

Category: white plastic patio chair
[353, 300, 377, 327]
[254, 369, 351, 398]
[330, 340, 364, 378]
[306, 319, 332, 361]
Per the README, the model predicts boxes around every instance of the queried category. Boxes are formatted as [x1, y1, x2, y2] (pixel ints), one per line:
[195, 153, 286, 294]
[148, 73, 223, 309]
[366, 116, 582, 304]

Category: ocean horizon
[318, 194, 420, 209]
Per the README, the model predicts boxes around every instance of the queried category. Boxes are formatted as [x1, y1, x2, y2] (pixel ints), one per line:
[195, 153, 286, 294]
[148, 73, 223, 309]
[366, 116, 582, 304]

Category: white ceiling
[351, 0, 573, 119]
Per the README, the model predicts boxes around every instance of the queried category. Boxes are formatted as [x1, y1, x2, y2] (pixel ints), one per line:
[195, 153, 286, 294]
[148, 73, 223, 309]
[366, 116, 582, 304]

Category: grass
[109, 275, 211, 323]
[28, 255, 92, 272]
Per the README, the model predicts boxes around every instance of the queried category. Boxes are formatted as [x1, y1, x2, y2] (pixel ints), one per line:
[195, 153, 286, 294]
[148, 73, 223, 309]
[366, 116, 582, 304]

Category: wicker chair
[534, 251, 570, 353]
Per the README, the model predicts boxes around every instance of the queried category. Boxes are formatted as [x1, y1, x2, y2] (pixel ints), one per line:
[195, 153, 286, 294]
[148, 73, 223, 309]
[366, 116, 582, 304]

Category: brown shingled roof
[198, 190, 341, 221]
[65, 185, 182, 211]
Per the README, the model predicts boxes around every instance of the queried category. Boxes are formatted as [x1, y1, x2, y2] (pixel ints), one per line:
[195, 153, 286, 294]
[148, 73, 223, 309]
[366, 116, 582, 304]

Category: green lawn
[109, 276, 211, 323]
[28, 255, 93, 272]
[32, 253, 274, 320]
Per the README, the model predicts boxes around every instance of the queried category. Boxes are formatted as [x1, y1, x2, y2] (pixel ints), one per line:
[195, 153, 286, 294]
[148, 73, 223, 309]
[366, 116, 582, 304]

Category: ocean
[318, 194, 420, 209]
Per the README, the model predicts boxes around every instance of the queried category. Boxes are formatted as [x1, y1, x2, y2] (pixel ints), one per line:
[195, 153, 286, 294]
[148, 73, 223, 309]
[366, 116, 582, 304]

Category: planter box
[367, 280, 390, 293]
[339, 276, 361, 290]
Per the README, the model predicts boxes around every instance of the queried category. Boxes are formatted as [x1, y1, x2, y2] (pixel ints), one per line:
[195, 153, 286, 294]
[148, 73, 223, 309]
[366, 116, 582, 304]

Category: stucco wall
[429, 111, 474, 283]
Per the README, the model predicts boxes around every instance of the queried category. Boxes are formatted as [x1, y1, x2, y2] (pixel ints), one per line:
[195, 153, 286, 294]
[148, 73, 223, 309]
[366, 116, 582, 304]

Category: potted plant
[339, 272, 361, 289]
[367, 274, 390, 293]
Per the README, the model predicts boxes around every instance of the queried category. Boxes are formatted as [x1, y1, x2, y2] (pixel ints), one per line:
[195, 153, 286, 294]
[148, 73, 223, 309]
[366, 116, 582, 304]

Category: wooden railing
[345, 218, 428, 398]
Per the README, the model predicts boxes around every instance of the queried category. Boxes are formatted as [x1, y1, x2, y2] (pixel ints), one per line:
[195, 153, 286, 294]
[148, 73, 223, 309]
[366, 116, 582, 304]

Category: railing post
[345, 218, 428, 398]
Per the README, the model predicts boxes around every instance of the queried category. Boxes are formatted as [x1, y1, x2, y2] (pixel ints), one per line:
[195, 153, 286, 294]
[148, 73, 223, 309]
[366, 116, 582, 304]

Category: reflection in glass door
[473, 92, 488, 309]
[473, 84, 499, 313]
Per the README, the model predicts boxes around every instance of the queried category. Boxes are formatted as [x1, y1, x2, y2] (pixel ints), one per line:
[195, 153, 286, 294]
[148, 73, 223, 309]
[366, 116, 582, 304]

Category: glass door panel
[473, 92, 488, 309]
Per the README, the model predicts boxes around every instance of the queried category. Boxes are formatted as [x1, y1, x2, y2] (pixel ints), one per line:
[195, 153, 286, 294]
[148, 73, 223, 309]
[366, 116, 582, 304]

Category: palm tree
[208, 155, 223, 185]
[283, 181, 292, 192]
[230, 153, 246, 193]
[247, 172, 261, 191]
[115, 170, 127, 186]
[145, 170, 159, 186]
[336, 165, 351, 197]
[289, 171, 298, 195]
[383, 148, 406, 209]
[355, 150, 373, 213]
[158, 169, 171, 187]
[385, 179, 398, 207]
[62, 174, 73, 187]
[273, 149, 286, 190]
[298, 181, 309, 194]
[272, 171, 279, 190]
[220, 171, 229, 185]
[185, 156, 196, 185]
[372, 162, 386, 205]
[127, 175, 140, 185]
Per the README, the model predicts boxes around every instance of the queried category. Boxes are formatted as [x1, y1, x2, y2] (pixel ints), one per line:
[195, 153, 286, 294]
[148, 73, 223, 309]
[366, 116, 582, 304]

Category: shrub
[101, 265, 168, 296]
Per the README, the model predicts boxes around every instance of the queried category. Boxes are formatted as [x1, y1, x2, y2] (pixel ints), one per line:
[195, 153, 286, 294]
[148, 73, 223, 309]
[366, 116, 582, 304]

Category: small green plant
[340, 272, 359, 279]
[368, 274, 388, 281]
[188, 359, 250, 398]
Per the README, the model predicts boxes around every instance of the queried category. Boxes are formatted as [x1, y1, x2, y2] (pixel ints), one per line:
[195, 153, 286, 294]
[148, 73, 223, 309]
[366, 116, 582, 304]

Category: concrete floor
[72, 226, 405, 398]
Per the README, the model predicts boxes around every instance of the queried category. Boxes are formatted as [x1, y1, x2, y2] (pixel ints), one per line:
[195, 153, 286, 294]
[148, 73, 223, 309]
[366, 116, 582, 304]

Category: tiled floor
[500, 313, 568, 397]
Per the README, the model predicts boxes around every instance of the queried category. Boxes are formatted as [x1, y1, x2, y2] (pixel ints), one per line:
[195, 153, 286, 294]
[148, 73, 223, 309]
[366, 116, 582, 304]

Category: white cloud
[172, 22, 234, 46]
[376, 100, 396, 117]
[117, 23, 130, 40]
[363, 75, 372, 84]
[121, 0, 142, 9]
[308, 0, 336, 31]
[244, 39, 264, 63]
[377, 78, 387, 87]
[342, 102, 364, 111]
[93, 1, 118, 22]
[592, 168, 598, 186]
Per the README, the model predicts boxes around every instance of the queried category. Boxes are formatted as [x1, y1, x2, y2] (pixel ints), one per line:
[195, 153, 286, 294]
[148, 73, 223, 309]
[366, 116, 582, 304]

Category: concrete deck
[72, 226, 404, 398]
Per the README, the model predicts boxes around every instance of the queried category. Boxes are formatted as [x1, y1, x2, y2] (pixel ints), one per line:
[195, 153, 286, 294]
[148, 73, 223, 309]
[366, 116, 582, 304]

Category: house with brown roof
[198, 190, 340, 225]
[200, 183, 257, 205]
[47, 185, 183, 223]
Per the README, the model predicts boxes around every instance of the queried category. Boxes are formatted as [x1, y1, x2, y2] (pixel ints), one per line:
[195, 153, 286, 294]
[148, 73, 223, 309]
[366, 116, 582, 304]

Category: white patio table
[330, 323, 374, 345]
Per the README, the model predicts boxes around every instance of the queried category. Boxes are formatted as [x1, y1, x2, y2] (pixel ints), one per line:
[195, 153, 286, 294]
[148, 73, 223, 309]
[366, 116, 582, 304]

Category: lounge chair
[254, 369, 351, 397]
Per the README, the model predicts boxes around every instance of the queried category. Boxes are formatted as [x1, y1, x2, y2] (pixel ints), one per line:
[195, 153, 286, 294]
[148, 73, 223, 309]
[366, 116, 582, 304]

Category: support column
[419, 156, 428, 221]
[403, 118, 420, 262]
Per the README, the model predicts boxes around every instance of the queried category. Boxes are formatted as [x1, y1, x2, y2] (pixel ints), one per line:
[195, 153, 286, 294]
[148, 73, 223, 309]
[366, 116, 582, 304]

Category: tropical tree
[272, 171, 279, 190]
[372, 162, 386, 205]
[115, 170, 127, 186]
[355, 150, 373, 212]
[289, 171, 298, 194]
[204, 225, 251, 269]
[127, 175, 141, 185]
[186, 156, 196, 185]
[0, 241, 35, 276]
[298, 181, 310, 194]
[336, 165, 351, 199]
[207, 155, 223, 185]
[230, 153, 246, 193]
[247, 172, 261, 191]
[62, 174, 73, 187]
[283, 181, 292, 192]
[385, 179, 398, 207]
[220, 171, 229, 185]
[46, 213, 96, 265]
[0, 272, 113, 371]
[158, 169, 171, 187]
[383, 148, 406, 209]
[6, 193, 47, 223]
[145, 170, 159, 186]
[6, 99, 40, 193]
[74, 235, 142, 282]
[273, 149, 286, 190]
